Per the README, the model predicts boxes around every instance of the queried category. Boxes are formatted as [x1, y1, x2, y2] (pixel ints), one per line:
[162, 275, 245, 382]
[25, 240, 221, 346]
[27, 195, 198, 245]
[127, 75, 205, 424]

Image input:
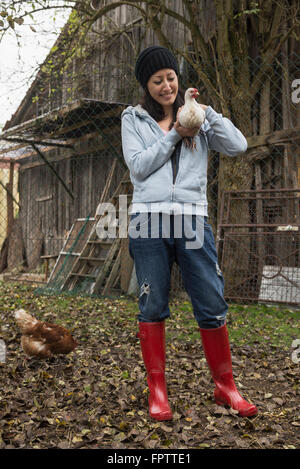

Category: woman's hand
[174, 121, 200, 138]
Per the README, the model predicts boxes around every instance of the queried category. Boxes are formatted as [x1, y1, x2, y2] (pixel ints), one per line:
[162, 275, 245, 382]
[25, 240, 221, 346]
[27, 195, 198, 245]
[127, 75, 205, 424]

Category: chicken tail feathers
[183, 137, 197, 150]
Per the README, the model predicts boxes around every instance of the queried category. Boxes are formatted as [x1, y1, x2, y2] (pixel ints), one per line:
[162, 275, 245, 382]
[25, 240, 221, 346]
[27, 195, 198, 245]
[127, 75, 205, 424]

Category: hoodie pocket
[135, 163, 172, 202]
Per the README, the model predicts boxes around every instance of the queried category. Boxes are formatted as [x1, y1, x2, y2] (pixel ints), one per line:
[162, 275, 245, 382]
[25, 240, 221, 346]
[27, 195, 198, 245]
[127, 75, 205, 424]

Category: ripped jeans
[128, 213, 228, 329]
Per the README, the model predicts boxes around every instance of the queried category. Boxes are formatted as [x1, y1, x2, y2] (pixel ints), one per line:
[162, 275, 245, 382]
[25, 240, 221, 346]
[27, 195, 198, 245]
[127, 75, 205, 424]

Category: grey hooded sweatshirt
[121, 104, 247, 216]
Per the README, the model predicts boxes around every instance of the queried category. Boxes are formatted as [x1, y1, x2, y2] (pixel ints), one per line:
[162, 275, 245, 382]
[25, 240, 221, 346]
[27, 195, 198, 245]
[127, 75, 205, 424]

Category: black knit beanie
[135, 45, 179, 89]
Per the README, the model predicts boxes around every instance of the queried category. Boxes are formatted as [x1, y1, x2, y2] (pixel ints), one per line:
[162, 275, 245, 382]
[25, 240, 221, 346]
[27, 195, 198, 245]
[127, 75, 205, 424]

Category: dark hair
[139, 87, 185, 130]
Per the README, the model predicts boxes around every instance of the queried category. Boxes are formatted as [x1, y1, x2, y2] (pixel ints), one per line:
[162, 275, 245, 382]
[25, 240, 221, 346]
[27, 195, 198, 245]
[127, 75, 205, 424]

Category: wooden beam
[246, 127, 300, 150]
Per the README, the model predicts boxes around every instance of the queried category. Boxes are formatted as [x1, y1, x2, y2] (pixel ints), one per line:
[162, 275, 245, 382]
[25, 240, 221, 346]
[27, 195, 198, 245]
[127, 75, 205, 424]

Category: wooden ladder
[58, 167, 132, 295]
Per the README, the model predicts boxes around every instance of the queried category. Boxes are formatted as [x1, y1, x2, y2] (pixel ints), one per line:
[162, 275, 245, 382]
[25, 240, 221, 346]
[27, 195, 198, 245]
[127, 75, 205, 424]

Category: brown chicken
[14, 309, 78, 358]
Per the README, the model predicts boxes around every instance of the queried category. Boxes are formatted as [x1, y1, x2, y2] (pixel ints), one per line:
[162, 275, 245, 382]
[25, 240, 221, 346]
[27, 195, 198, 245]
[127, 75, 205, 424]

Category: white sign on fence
[259, 265, 300, 303]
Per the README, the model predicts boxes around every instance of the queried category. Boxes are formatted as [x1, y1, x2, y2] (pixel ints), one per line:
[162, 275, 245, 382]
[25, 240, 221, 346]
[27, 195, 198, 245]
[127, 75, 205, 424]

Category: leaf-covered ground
[0, 281, 299, 449]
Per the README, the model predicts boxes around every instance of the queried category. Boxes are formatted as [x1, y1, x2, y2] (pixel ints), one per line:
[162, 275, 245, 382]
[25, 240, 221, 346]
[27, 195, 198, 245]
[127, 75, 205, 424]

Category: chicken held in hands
[14, 309, 78, 358]
[177, 88, 206, 149]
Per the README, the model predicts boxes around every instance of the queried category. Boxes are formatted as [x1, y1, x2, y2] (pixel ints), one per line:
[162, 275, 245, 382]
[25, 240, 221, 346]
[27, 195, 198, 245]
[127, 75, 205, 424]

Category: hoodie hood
[122, 104, 153, 121]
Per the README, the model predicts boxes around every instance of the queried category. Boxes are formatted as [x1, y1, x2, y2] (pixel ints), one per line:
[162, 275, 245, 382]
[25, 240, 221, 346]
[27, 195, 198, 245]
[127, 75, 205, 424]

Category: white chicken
[179, 88, 205, 128]
[14, 309, 77, 358]
[179, 88, 206, 149]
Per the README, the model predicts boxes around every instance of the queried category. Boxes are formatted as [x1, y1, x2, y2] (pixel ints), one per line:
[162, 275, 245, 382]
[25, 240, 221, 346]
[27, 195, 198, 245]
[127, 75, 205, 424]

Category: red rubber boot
[138, 321, 173, 421]
[200, 323, 258, 417]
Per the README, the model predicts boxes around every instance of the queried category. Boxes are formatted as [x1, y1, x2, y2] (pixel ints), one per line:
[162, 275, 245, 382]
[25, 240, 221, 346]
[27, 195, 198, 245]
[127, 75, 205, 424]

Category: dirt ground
[0, 283, 299, 450]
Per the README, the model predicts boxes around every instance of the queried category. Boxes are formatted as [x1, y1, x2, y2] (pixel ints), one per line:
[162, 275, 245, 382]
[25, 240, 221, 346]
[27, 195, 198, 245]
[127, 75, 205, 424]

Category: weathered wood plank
[246, 127, 300, 150]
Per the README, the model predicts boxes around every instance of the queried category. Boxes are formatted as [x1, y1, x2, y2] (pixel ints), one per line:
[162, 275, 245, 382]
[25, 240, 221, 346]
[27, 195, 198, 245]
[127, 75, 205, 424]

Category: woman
[121, 45, 257, 421]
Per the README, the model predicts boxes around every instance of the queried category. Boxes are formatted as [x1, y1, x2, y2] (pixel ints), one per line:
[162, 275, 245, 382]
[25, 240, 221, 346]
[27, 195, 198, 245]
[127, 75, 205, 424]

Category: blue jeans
[128, 213, 228, 329]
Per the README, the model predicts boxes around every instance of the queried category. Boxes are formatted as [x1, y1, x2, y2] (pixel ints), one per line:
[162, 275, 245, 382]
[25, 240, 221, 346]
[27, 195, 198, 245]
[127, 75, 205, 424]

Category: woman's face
[147, 68, 178, 112]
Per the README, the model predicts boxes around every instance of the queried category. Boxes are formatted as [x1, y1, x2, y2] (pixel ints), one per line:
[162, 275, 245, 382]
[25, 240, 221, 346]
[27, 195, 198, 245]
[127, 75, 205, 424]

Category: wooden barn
[0, 99, 128, 281]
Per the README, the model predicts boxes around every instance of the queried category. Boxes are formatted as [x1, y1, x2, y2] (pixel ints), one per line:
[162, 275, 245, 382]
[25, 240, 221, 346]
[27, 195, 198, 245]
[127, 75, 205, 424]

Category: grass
[166, 300, 300, 350]
[227, 303, 300, 349]
[1, 281, 299, 352]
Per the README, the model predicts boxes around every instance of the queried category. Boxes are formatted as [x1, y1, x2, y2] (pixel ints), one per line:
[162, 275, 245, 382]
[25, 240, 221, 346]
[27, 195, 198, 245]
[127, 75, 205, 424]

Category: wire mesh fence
[0, 53, 299, 304]
[218, 189, 300, 305]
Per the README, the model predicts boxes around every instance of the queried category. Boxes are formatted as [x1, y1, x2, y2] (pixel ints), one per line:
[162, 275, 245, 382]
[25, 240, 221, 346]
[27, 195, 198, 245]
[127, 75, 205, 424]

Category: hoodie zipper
[153, 119, 181, 203]
[171, 141, 182, 201]
[171, 154, 176, 202]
